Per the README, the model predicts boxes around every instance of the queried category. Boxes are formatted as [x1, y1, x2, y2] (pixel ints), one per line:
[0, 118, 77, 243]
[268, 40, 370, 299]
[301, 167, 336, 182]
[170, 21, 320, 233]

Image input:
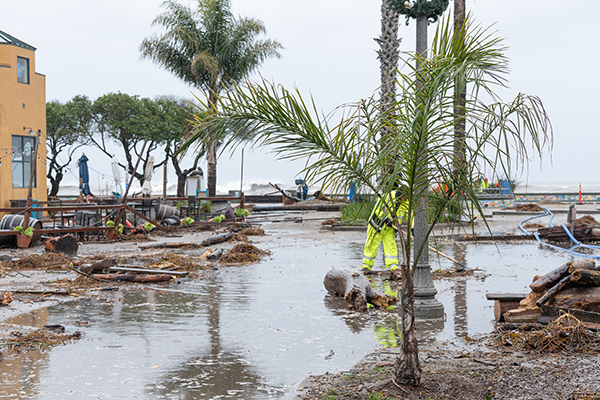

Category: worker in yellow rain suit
[361, 186, 411, 271]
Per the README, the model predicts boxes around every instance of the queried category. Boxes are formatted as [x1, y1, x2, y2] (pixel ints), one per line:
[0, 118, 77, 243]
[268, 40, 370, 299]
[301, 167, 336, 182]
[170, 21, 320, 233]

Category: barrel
[155, 204, 180, 221]
[0, 214, 43, 245]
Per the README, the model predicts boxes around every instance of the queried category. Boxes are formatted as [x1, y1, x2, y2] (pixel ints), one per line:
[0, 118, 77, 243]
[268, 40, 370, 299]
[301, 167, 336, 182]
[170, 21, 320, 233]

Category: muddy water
[0, 232, 576, 399]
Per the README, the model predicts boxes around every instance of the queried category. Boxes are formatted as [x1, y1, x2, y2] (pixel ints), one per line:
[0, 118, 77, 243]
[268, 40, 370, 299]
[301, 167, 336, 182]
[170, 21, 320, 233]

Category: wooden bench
[486, 292, 528, 322]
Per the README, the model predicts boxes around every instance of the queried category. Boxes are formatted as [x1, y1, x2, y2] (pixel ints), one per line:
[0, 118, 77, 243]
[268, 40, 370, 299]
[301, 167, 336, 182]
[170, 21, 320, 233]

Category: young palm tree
[183, 14, 552, 386]
[139, 0, 282, 196]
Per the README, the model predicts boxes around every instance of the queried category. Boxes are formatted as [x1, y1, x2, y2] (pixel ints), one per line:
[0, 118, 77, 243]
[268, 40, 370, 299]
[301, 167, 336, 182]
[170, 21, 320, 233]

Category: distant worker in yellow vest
[361, 184, 411, 272]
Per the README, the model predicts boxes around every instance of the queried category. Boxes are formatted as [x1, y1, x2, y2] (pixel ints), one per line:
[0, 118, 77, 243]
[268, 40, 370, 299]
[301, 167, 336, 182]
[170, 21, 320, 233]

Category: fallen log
[541, 305, 600, 325]
[323, 269, 398, 312]
[568, 259, 597, 274]
[0, 291, 13, 306]
[530, 263, 569, 293]
[549, 286, 600, 312]
[80, 259, 115, 274]
[45, 234, 78, 255]
[92, 274, 172, 283]
[536, 275, 572, 307]
[207, 248, 223, 260]
[537, 225, 593, 242]
[108, 267, 188, 276]
[570, 269, 600, 287]
[11, 289, 70, 295]
[138, 242, 199, 250]
[200, 232, 234, 247]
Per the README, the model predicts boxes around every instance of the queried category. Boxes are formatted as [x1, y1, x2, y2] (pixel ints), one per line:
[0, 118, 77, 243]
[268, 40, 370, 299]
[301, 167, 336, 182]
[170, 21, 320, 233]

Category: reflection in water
[0, 309, 50, 398]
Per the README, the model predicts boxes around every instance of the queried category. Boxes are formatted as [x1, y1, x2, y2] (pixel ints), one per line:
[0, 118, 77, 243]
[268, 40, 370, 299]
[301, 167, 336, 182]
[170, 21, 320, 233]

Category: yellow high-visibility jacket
[368, 190, 411, 232]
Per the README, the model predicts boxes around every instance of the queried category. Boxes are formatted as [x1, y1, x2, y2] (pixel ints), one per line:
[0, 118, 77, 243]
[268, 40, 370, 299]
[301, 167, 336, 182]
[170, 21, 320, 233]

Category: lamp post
[389, 0, 447, 320]
[23, 129, 41, 230]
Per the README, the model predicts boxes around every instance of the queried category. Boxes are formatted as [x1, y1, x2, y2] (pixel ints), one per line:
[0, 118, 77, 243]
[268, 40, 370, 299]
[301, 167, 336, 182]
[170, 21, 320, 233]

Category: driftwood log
[568, 259, 597, 274]
[139, 242, 199, 250]
[80, 259, 115, 274]
[530, 263, 569, 293]
[45, 235, 79, 255]
[537, 225, 593, 241]
[570, 269, 600, 287]
[107, 267, 188, 276]
[200, 232, 234, 247]
[323, 269, 398, 312]
[548, 286, 600, 313]
[207, 248, 223, 260]
[536, 275, 572, 307]
[92, 274, 172, 283]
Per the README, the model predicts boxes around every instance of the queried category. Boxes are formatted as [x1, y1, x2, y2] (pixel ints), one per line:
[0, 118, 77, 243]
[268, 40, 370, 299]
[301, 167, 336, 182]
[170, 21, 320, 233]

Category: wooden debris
[550, 286, 600, 312]
[486, 293, 528, 322]
[138, 242, 199, 250]
[530, 263, 569, 293]
[45, 235, 79, 255]
[323, 269, 398, 312]
[568, 259, 597, 274]
[536, 275, 572, 307]
[200, 232, 234, 247]
[503, 307, 542, 324]
[570, 269, 600, 287]
[92, 274, 172, 283]
[0, 291, 13, 306]
[207, 248, 223, 260]
[80, 259, 115, 274]
[108, 266, 188, 276]
[537, 225, 593, 242]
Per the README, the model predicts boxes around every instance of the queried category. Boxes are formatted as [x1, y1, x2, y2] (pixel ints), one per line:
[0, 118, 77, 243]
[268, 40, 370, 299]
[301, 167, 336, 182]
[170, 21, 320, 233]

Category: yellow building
[0, 30, 47, 209]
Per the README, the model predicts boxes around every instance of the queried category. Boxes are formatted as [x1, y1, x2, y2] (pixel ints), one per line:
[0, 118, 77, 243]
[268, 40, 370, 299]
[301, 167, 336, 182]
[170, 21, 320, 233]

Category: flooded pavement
[0, 219, 581, 399]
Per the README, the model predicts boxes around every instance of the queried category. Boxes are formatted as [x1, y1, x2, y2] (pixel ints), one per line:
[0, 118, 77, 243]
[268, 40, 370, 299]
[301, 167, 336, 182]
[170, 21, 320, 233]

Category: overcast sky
[1, 1, 599, 193]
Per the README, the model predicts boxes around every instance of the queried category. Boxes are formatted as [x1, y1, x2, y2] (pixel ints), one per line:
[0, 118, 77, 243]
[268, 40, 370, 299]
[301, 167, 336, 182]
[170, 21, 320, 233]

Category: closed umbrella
[111, 155, 123, 197]
[141, 156, 154, 196]
[79, 153, 91, 202]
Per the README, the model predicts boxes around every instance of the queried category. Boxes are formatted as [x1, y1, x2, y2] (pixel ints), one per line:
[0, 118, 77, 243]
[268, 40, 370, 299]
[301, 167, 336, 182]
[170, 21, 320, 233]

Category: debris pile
[3, 327, 82, 351]
[492, 313, 600, 354]
[502, 259, 600, 325]
[220, 243, 270, 264]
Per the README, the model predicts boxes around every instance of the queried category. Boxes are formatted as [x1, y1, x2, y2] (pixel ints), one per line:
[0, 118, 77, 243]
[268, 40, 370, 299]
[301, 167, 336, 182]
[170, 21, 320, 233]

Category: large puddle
[0, 229, 577, 399]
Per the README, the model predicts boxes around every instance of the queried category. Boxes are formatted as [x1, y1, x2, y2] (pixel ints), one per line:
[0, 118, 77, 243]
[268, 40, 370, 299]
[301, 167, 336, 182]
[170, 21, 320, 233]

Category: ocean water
[54, 180, 599, 197]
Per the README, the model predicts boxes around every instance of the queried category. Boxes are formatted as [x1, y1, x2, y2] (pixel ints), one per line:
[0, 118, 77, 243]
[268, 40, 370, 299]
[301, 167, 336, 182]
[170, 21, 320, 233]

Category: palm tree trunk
[376, 0, 401, 154]
[395, 261, 421, 386]
[453, 0, 466, 173]
[206, 89, 219, 197]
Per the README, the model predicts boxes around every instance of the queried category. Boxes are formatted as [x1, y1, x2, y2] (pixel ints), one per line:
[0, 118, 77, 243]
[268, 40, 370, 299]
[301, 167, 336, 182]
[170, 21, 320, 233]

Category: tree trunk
[452, 0, 466, 173]
[207, 143, 217, 197]
[323, 269, 398, 311]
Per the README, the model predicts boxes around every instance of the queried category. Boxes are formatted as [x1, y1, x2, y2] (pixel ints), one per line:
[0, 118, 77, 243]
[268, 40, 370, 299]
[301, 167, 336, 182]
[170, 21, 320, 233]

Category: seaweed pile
[492, 314, 600, 354]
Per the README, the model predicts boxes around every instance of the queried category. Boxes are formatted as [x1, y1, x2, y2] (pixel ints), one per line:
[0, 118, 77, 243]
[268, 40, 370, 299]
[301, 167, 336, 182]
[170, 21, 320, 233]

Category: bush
[340, 201, 374, 223]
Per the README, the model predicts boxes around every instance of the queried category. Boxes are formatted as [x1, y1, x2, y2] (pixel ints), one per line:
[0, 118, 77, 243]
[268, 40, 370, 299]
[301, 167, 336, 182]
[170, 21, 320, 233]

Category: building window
[12, 135, 36, 188]
[17, 56, 29, 84]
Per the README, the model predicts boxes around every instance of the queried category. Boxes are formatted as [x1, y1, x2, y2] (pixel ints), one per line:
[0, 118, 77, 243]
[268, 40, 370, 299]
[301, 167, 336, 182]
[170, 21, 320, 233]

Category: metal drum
[0, 214, 43, 245]
[155, 204, 180, 221]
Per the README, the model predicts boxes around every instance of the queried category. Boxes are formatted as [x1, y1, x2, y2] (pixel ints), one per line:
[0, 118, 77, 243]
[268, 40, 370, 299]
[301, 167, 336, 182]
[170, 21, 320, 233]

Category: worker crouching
[361, 185, 411, 272]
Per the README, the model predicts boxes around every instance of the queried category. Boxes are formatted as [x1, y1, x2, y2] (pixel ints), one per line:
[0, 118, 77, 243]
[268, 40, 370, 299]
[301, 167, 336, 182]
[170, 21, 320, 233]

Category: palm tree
[184, 14, 552, 386]
[375, 0, 401, 151]
[139, 0, 283, 196]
